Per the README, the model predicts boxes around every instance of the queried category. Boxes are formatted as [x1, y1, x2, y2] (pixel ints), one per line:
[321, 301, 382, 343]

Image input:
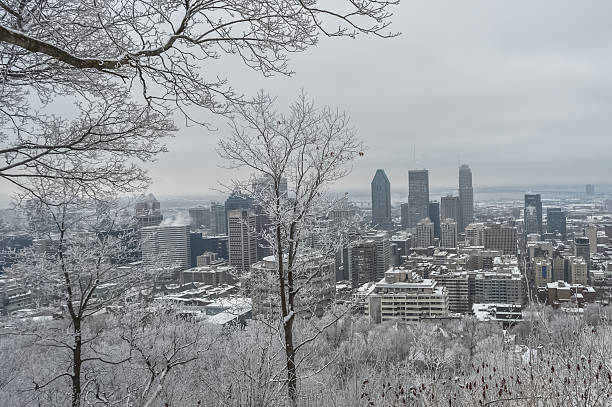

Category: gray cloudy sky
[3, 1, 611, 206]
[147, 0, 612, 200]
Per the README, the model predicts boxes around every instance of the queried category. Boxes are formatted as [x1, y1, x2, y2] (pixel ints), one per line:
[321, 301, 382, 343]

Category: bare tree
[1, 0, 398, 191]
[6, 176, 154, 407]
[218, 91, 364, 402]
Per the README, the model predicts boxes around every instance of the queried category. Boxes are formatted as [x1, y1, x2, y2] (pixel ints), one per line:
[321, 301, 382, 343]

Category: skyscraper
[227, 209, 257, 273]
[428, 201, 441, 238]
[440, 195, 461, 223]
[371, 169, 392, 230]
[458, 164, 474, 232]
[546, 208, 566, 240]
[524, 194, 543, 236]
[408, 170, 429, 228]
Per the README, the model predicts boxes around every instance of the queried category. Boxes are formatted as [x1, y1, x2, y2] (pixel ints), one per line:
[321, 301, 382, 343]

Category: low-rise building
[366, 268, 449, 323]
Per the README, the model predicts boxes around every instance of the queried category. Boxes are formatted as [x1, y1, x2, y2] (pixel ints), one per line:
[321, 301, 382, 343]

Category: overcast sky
[3, 1, 612, 206]
[145, 0, 612, 200]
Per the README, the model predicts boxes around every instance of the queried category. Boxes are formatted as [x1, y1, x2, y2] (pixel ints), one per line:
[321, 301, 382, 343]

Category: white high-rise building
[440, 219, 458, 249]
[584, 225, 597, 254]
[141, 225, 191, 270]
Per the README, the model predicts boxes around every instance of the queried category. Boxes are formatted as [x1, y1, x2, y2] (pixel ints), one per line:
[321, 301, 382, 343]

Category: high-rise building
[188, 206, 211, 231]
[370, 231, 391, 281]
[483, 223, 517, 255]
[568, 256, 588, 285]
[400, 203, 410, 230]
[350, 240, 377, 288]
[534, 258, 552, 288]
[458, 164, 474, 232]
[227, 209, 257, 273]
[584, 225, 597, 254]
[141, 224, 191, 270]
[440, 219, 458, 249]
[465, 223, 486, 246]
[415, 218, 434, 248]
[135, 193, 163, 229]
[210, 202, 227, 235]
[574, 236, 590, 281]
[348, 231, 391, 287]
[546, 208, 566, 240]
[371, 169, 392, 230]
[408, 170, 429, 228]
[428, 201, 441, 238]
[524, 194, 543, 236]
[440, 195, 461, 224]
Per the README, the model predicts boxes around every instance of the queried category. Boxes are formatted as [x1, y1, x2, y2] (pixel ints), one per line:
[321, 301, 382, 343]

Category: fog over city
[144, 0, 612, 199]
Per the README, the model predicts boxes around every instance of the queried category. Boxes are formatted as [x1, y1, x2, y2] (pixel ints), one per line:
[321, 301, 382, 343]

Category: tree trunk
[72, 321, 82, 407]
[284, 319, 297, 403]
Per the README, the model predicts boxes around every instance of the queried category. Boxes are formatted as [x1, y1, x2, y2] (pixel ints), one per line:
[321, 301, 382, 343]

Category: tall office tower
[524, 194, 543, 236]
[440, 219, 458, 249]
[546, 208, 566, 240]
[371, 169, 392, 230]
[458, 164, 474, 232]
[408, 170, 429, 228]
[573, 236, 591, 279]
[440, 195, 461, 223]
[586, 184, 595, 195]
[584, 225, 597, 254]
[415, 218, 434, 248]
[428, 201, 441, 238]
[400, 203, 410, 230]
[210, 202, 226, 235]
[227, 209, 257, 273]
[465, 223, 486, 246]
[141, 225, 191, 270]
[483, 223, 518, 255]
[188, 206, 211, 231]
[134, 193, 163, 229]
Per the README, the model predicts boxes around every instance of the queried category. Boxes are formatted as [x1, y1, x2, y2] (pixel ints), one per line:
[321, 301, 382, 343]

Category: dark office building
[371, 169, 392, 230]
[428, 201, 441, 239]
[408, 169, 429, 228]
[190, 232, 228, 267]
[546, 208, 566, 240]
